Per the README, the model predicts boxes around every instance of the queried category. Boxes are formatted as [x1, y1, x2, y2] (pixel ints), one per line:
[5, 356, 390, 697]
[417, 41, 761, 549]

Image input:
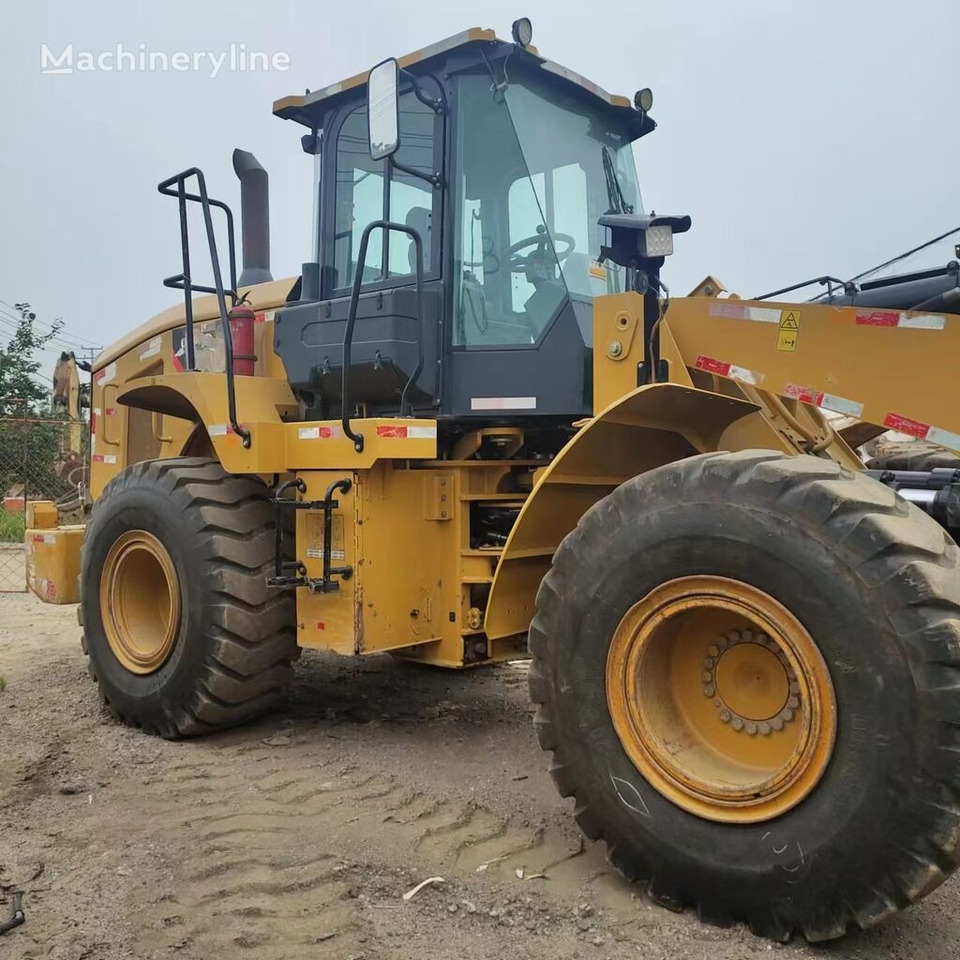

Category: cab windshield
[453, 70, 643, 347]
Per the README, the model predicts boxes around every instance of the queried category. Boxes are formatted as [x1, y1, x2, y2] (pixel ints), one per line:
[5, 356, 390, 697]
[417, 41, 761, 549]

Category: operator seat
[405, 206, 431, 274]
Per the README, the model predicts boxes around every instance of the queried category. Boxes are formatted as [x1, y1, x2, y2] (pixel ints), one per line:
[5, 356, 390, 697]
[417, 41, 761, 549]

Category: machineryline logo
[40, 42, 291, 77]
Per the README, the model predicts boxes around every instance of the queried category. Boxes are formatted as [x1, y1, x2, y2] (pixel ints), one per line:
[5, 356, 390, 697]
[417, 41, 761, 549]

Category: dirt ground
[1, 592, 958, 960]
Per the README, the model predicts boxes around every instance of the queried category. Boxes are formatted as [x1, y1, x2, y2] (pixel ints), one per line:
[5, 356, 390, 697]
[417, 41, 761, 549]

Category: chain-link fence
[0, 416, 88, 591]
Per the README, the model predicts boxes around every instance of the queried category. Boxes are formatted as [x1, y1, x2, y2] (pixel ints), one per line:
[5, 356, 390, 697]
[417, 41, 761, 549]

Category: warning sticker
[776, 310, 801, 352]
[588, 260, 608, 280]
[305, 512, 345, 561]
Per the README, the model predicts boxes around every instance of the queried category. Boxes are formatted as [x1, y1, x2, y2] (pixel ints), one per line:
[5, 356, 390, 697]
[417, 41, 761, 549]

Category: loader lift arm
[663, 294, 960, 450]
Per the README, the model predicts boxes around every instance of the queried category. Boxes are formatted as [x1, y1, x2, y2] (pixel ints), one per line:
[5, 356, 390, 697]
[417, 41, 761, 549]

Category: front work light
[641, 223, 674, 258]
[598, 213, 692, 268]
[512, 17, 533, 48]
[634, 87, 654, 113]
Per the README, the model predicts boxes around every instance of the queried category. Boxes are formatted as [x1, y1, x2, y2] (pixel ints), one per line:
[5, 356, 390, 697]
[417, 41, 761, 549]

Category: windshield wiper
[602, 146, 633, 215]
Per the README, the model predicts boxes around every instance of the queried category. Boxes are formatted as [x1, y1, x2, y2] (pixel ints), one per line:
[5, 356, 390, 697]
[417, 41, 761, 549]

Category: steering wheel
[463, 234, 502, 275]
[508, 227, 575, 275]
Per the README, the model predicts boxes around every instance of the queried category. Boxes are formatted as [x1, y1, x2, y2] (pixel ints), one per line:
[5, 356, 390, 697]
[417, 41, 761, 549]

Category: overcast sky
[2, 0, 958, 373]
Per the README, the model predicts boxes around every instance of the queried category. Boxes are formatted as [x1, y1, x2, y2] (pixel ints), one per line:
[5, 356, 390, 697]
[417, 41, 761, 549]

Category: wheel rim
[606, 575, 836, 823]
[100, 530, 181, 675]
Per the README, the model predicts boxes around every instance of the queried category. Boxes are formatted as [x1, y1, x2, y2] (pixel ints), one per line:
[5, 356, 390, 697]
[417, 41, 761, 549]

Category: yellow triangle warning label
[780, 311, 801, 330]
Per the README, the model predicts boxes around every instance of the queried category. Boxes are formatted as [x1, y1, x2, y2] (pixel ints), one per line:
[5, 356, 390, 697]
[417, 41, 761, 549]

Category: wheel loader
[77, 20, 960, 942]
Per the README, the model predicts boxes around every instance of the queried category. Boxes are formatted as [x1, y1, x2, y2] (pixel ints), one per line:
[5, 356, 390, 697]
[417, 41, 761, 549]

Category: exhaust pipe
[232, 148, 272, 287]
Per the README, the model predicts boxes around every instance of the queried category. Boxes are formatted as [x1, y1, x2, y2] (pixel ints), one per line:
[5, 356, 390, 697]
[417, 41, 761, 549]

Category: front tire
[529, 450, 960, 941]
[80, 457, 297, 738]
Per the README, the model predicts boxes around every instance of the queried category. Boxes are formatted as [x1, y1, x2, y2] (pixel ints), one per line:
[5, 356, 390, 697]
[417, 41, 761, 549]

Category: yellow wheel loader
[79, 20, 960, 942]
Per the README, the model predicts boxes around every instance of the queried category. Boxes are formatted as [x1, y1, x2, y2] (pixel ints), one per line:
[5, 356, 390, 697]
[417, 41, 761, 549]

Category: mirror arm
[399, 67, 444, 114]
[389, 156, 442, 190]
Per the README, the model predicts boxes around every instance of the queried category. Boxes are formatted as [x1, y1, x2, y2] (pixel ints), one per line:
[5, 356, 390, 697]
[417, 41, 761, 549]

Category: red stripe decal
[694, 355, 731, 376]
[376, 425, 408, 438]
[856, 311, 899, 327]
[92, 453, 105, 462]
[883, 413, 931, 439]
[783, 383, 825, 406]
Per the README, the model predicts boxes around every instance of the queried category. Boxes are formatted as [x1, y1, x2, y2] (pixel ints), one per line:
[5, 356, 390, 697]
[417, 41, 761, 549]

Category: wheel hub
[605, 576, 836, 823]
[100, 530, 181, 675]
[703, 631, 800, 734]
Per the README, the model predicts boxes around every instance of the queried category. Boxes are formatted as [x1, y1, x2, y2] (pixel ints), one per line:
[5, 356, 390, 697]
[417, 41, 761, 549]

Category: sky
[2, 0, 958, 377]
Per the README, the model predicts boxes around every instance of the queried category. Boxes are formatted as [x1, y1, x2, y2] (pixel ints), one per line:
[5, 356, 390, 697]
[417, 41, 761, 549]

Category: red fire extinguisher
[227, 303, 257, 376]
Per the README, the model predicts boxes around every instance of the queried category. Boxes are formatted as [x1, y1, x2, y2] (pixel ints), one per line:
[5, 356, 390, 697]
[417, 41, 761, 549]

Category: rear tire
[867, 439, 960, 472]
[80, 457, 297, 738]
[529, 450, 960, 941]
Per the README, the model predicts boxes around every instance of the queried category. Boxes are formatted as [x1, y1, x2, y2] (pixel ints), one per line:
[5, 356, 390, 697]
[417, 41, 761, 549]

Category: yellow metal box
[26, 500, 58, 530]
[26, 524, 85, 604]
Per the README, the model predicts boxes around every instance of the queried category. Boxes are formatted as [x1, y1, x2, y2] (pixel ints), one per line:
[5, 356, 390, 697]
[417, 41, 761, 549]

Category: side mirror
[368, 58, 400, 161]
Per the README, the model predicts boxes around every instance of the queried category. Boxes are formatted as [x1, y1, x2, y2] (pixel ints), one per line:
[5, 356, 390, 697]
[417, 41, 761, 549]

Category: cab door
[316, 89, 444, 415]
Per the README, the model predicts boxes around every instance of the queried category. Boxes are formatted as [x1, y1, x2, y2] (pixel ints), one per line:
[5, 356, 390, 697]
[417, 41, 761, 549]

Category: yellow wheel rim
[606, 575, 836, 823]
[100, 530, 181, 675]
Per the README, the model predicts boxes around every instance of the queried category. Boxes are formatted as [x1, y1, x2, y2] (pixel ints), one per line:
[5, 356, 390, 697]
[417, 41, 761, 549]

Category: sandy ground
[1, 591, 958, 960]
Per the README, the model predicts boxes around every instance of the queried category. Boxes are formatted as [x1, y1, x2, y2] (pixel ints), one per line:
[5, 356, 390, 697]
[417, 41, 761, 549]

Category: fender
[117, 373, 297, 473]
[485, 382, 783, 641]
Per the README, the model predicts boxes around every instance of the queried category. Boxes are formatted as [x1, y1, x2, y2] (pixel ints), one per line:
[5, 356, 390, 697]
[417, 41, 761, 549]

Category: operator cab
[273, 26, 655, 427]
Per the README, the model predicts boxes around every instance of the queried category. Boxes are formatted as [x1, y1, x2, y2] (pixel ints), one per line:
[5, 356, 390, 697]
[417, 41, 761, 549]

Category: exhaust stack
[232, 148, 272, 286]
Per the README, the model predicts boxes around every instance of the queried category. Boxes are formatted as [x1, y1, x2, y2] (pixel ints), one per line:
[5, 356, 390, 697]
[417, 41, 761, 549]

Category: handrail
[341, 220, 426, 452]
[753, 276, 854, 302]
[157, 168, 250, 448]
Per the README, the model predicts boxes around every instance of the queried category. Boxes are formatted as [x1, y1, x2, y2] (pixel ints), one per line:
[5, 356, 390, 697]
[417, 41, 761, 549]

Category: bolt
[607, 340, 623, 358]
[759, 722, 772, 736]
[719, 709, 732, 724]
[731, 717, 744, 732]
[707, 644, 720, 657]
[703, 684, 715, 698]
[701, 670, 712, 683]
[787, 695, 799, 710]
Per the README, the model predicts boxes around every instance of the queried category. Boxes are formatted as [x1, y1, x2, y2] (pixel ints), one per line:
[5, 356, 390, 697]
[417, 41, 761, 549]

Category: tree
[0, 304, 74, 532]
[0, 303, 63, 416]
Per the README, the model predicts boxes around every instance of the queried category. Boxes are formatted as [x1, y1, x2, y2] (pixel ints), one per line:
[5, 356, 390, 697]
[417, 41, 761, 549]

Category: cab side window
[331, 93, 438, 290]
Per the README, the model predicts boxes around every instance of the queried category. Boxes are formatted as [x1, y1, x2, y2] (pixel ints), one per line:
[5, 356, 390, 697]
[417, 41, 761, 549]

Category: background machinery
[77, 21, 960, 942]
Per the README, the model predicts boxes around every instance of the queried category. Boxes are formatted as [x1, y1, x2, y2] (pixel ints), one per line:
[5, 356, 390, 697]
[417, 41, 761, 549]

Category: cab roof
[272, 27, 637, 129]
